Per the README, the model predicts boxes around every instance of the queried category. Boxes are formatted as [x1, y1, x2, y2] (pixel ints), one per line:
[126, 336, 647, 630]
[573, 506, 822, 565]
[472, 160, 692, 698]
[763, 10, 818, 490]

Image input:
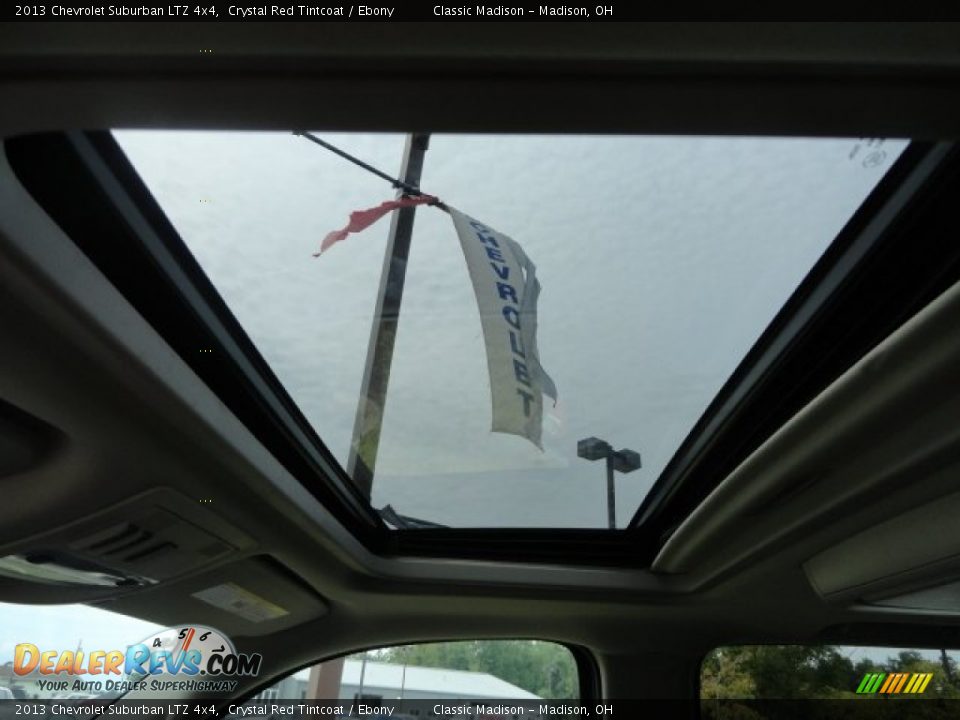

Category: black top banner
[4, 1, 960, 21]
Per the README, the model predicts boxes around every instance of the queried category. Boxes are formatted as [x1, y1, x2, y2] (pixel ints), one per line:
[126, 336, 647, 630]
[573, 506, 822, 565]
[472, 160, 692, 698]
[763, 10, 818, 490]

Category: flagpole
[346, 133, 431, 498]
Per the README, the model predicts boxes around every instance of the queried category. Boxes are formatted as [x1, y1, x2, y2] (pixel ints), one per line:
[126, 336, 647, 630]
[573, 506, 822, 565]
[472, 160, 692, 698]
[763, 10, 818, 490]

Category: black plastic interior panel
[0, 397, 63, 479]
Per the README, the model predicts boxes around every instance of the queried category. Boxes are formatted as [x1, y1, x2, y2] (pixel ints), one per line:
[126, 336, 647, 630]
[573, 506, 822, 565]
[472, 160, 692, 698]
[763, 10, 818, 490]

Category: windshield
[115, 132, 907, 528]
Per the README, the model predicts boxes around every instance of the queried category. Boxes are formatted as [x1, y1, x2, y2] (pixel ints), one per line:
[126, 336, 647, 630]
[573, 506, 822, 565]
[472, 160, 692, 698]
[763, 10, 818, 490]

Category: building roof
[294, 660, 539, 699]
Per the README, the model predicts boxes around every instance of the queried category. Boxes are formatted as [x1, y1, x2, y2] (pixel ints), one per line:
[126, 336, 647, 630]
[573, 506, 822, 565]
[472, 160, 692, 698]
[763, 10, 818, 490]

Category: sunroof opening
[114, 131, 907, 529]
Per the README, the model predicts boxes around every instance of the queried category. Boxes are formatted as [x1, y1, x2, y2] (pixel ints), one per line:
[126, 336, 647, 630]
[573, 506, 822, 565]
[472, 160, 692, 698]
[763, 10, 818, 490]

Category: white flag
[450, 208, 557, 449]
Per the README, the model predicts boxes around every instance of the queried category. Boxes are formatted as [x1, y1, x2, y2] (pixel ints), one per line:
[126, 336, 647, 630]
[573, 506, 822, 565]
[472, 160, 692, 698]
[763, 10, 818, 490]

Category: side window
[252, 640, 579, 702]
[0, 601, 162, 700]
[701, 644, 960, 711]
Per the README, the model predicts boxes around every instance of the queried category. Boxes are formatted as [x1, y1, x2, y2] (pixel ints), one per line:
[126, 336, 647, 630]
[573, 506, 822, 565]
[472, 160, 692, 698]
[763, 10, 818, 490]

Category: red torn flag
[316, 195, 436, 255]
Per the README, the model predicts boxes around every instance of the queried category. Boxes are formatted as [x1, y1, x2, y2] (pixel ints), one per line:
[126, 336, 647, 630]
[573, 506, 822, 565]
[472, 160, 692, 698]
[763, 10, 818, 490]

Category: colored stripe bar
[904, 674, 920, 693]
[879, 673, 897, 693]
[867, 673, 886, 693]
[856, 671, 934, 694]
[893, 673, 910, 693]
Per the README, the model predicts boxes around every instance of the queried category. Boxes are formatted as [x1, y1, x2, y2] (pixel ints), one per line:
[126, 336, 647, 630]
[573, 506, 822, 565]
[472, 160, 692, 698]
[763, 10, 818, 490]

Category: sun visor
[96, 555, 329, 638]
[804, 491, 960, 601]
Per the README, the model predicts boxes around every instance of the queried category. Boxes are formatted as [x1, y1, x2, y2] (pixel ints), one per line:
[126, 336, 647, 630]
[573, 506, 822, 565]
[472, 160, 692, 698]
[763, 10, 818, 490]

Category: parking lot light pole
[346, 133, 431, 498]
[577, 437, 642, 529]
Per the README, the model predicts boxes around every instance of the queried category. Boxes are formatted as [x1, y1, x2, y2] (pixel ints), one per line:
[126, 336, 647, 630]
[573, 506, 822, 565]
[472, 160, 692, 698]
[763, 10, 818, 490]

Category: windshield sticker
[192, 583, 289, 623]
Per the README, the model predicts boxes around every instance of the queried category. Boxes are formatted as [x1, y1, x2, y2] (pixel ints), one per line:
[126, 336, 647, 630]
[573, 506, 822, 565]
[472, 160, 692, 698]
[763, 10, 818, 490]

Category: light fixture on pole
[577, 437, 641, 529]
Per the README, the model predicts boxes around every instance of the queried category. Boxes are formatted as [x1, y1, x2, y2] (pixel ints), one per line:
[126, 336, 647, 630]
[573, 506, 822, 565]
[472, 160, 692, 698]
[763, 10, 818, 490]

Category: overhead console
[0, 487, 253, 603]
[0, 484, 331, 636]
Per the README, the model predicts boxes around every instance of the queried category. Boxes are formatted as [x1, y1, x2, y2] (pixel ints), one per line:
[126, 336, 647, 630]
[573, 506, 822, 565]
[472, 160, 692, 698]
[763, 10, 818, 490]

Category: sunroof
[115, 131, 907, 529]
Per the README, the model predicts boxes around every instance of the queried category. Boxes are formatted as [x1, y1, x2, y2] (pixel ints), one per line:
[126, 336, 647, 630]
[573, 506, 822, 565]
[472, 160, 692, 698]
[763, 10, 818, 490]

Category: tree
[701, 645, 960, 701]
[701, 646, 856, 699]
[701, 647, 756, 699]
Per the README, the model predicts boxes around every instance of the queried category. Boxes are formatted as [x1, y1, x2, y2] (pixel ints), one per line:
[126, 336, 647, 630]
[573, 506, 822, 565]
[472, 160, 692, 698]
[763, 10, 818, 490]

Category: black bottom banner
[5, 699, 960, 720]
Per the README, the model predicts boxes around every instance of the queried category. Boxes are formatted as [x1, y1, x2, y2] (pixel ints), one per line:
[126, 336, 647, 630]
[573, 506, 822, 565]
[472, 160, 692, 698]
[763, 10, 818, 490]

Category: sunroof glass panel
[115, 132, 907, 529]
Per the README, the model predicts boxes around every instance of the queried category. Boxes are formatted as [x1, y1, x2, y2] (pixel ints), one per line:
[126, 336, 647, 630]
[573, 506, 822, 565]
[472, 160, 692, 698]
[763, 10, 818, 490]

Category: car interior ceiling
[2, 21, 960, 707]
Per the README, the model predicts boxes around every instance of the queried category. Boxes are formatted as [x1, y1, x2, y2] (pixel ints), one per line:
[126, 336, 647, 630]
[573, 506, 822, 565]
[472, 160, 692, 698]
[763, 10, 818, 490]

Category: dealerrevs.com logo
[13, 625, 262, 694]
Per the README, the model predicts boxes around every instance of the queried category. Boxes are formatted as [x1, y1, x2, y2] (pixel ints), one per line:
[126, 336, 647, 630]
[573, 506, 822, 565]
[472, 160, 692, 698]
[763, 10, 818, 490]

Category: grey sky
[114, 132, 906, 528]
[0, 602, 159, 663]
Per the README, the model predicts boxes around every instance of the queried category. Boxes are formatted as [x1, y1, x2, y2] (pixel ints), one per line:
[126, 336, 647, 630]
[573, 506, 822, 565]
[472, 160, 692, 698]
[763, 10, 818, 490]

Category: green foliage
[370, 640, 577, 699]
[700, 645, 960, 700]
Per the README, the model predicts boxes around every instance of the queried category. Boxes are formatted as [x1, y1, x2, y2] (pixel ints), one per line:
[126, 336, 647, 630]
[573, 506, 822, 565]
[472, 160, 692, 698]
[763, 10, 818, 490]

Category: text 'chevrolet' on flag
[450, 208, 557, 449]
